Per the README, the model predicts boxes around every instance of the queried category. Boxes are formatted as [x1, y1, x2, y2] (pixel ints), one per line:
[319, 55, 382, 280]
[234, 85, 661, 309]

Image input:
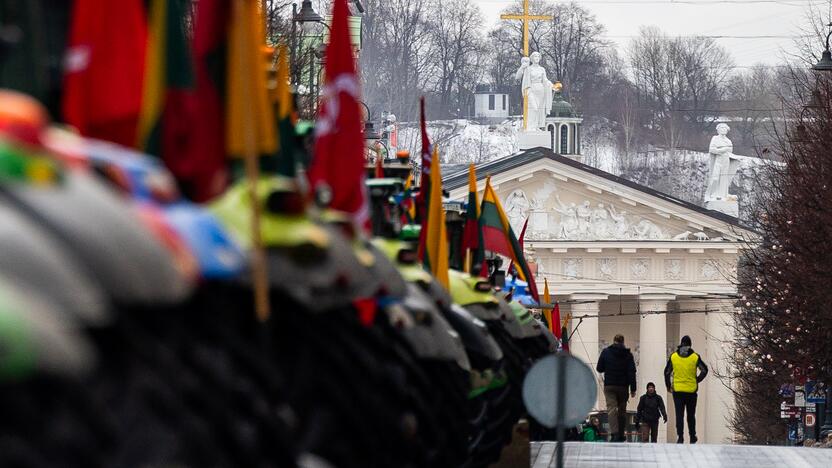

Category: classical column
[638, 294, 675, 443]
[674, 298, 710, 443]
[705, 300, 736, 444]
[569, 294, 606, 411]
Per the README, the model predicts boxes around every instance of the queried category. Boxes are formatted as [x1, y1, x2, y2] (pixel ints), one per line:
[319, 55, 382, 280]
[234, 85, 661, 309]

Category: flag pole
[236, 0, 270, 322]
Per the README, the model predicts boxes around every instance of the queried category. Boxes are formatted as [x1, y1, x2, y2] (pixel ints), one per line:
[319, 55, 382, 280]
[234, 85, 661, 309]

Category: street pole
[290, 3, 297, 87]
[555, 352, 566, 468]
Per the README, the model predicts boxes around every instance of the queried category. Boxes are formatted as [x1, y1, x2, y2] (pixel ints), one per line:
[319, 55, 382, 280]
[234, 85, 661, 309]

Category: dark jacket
[635, 393, 667, 424]
[596, 343, 637, 392]
[663, 345, 709, 393]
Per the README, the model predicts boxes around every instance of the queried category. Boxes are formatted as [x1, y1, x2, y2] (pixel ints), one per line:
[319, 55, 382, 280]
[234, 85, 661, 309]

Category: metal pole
[555, 352, 567, 468]
[291, 3, 297, 87]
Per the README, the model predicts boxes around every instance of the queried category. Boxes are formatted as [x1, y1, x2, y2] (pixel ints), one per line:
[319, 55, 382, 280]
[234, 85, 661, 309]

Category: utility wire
[538, 269, 741, 298]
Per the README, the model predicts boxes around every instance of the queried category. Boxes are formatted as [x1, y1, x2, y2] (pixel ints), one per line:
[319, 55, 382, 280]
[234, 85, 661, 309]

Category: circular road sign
[522, 354, 597, 428]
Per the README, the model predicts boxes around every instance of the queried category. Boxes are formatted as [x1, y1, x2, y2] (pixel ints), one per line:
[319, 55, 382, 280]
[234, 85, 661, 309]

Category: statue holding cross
[500, 0, 554, 131]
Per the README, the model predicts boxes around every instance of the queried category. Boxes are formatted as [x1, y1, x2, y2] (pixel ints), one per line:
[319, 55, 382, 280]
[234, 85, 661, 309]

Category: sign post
[523, 353, 596, 468]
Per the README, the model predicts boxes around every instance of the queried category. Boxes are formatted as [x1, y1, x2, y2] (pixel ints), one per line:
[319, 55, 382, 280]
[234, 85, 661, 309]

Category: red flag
[308, 0, 368, 230]
[415, 98, 432, 215]
[374, 148, 384, 178]
[552, 302, 562, 340]
[62, 0, 147, 147]
[176, 0, 232, 201]
[416, 98, 432, 260]
[518, 216, 529, 249]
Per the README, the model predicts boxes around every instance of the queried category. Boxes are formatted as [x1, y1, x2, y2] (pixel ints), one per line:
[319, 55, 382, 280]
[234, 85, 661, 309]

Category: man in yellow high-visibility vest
[664, 335, 709, 444]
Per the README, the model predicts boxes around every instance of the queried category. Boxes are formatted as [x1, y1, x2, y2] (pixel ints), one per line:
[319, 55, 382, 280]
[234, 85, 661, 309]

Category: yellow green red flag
[479, 176, 540, 300]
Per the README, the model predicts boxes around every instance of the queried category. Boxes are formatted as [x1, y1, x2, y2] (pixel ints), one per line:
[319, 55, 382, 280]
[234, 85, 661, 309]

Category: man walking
[635, 382, 667, 443]
[664, 335, 708, 444]
[596, 334, 636, 442]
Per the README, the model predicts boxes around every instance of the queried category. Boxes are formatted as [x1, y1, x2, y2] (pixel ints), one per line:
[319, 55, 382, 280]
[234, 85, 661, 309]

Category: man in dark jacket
[635, 382, 667, 443]
[664, 335, 708, 444]
[596, 334, 636, 442]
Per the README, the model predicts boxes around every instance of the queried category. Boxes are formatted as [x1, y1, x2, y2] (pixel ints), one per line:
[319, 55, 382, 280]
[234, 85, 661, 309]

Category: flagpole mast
[237, 0, 271, 322]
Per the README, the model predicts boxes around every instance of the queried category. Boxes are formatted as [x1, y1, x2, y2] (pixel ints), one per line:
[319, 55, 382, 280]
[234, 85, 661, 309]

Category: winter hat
[647, 382, 655, 390]
[680, 335, 692, 347]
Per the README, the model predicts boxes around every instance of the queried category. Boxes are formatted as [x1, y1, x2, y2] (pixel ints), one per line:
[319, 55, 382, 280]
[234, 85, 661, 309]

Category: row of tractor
[0, 92, 555, 467]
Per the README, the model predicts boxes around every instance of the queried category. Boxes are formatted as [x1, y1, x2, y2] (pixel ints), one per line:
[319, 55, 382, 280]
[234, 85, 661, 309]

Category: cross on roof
[500, 0, 553, 57]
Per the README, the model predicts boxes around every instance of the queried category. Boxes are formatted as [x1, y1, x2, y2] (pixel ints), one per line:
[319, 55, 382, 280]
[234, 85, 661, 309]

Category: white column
[705, 300, 736, 444]
[638, 294, 675, 443]
[675, 299, 710, 443]
[569, 294, 606, 411]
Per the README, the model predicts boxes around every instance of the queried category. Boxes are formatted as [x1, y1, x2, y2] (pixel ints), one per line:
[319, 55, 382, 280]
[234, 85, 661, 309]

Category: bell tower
[545, 82, 583, 160]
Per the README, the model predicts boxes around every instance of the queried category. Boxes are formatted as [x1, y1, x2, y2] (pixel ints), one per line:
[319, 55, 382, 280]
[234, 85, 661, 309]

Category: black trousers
[640, 421, 659, 442]
[672, 392, 698, 438]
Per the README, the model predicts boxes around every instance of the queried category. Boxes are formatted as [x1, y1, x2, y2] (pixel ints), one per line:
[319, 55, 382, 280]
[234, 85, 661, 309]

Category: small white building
[473, 84, 510, 122]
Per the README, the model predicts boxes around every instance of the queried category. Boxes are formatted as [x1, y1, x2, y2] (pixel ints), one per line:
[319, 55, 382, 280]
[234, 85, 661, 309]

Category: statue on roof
[518, 52, 553, 131]
[705, 123, 742, 203]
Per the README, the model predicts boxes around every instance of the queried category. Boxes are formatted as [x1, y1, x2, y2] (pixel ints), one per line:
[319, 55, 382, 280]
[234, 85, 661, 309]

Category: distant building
[473, 84, 511, 122]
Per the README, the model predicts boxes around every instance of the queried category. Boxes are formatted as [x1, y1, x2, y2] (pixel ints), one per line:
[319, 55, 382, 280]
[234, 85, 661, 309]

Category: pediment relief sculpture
[496, 180, 727, 242]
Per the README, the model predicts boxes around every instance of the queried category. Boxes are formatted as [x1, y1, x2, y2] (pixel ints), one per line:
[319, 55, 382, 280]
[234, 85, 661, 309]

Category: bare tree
[628, 26, 733, 153]
[730, 73, 832, 444]
[541, 2, 608, 104]
[423, 0, 487, 118]
[361, 0, 433, 121]
[724, 65, 780, 156]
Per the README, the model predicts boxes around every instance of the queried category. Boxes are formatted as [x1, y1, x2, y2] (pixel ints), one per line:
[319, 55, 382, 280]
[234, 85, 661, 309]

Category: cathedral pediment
[444, 147, 755, 246]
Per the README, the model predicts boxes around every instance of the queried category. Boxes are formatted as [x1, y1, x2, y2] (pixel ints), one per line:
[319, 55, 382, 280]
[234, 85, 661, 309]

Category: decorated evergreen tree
[730, 72, 832, 443]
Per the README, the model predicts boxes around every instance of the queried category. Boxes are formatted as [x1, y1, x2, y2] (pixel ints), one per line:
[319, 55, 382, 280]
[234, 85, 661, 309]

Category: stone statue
[514, 56, 530, 81]
[592, 203, 612, 239]
[519, 52, 553, 131]
[576, 200, 592, 238]
[598, 258, 615, 280]
[554, 195, 579, 239]
[563, 258, 581, 279]
[608, 205, 630, 239]
[633, 219, 666, 240]
[505, 189, 530, 233]
[706, 123, 742, 202]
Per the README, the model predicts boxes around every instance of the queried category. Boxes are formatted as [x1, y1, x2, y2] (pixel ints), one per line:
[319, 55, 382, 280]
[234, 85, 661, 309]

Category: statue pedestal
[518, 130, 551, 151]
[705, 199, 739, 218]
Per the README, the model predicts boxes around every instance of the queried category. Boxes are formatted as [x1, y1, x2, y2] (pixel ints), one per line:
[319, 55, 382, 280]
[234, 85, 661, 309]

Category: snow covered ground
[396, 119, 770, 222]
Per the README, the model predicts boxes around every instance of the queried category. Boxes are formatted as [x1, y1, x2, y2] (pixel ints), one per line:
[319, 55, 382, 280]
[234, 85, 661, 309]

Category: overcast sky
[472, 0, 826, 67]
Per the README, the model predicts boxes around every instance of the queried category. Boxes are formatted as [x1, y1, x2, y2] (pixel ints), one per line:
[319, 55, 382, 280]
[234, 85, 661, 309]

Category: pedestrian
[596, 334, 637, 442]
[582, 416, 604, 442]
[635, 382, 667, 443]
[664, 335, 708, 444]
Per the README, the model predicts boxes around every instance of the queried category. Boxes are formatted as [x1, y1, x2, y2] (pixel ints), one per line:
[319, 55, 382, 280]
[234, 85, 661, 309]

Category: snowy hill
[396, 119, 768, 223]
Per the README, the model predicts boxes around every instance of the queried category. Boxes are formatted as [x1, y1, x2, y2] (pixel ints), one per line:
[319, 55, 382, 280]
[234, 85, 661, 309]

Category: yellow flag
[276, 44, 292, 121]
[425, 146, 449, 289]
[543, 277, 551, 305]
[226, 0, 277, 157]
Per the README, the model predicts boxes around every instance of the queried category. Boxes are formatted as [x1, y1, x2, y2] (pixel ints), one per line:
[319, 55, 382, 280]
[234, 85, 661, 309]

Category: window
[488, 94, 495, 110]
[502, 94, 507, 110]
[560, 125, 569, 154]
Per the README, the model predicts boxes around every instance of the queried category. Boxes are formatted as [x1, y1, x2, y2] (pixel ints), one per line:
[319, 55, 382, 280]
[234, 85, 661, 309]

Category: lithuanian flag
[136, 0, 193, 156]
[422, 146, 449, 289]
[462, 164, 486, 277]
[480, 176, 539, 301]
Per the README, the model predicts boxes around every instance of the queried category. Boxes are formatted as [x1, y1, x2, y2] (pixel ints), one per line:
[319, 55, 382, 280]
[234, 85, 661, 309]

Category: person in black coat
[635, 382, 667, 443]
[595, 334, 636, 442]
